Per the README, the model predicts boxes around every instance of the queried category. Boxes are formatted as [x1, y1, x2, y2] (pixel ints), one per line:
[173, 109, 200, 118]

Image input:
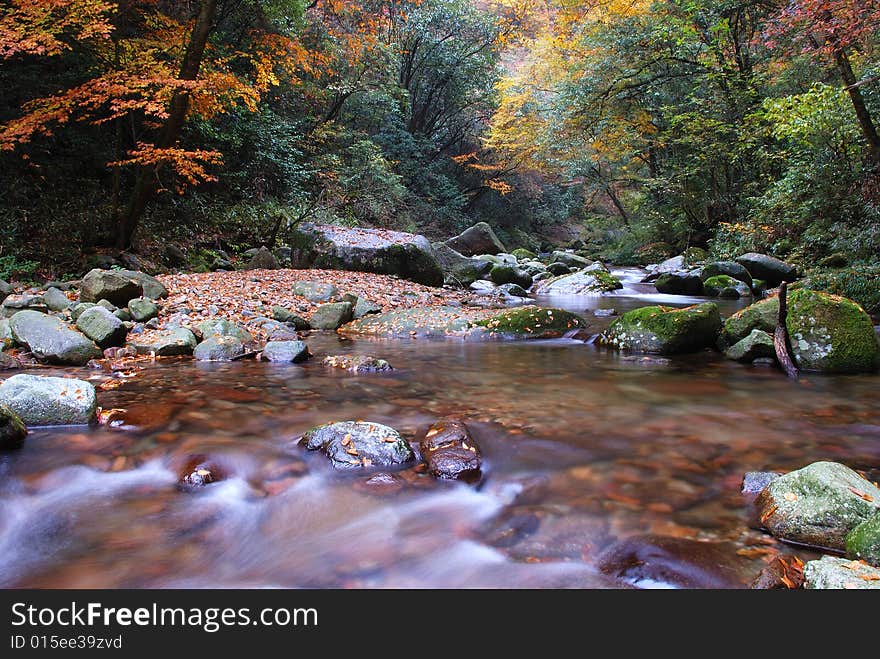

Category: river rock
[444, 222, 507, 256]
[178, 455, 226, 490]
[246, 246, 279, 270]
[654, 271, 705, 295]
[649, 255, 686, 275]
[271, 306, 310, 329]
[97, 299, 117, 312]
[546, 262, 571, 276]
[725, 329, 775, 363]
[598, 302, 721, 354]
[549, 251, 591, 269]
[719, 296, 779, 347]
[473, 306, 586, 338]
[703, 275, 751, 298]
[420, 419, 481, 481]
[293, 281, 338, 303]
[532, 263, 622, 295]
[785, 289, 880, 373]
[196, 319, 253, 343]
[432, 242, 490, 287]
[2, 294, 47, 317]
[756, 461, 880, 550]
[75, 305, 127, 349]
[0, 319, 13, 350]
[701, 261, 753, 287]
[323, 354, 392, 373]
[0, 374, 97, 425]
[9, 311, 101, 364]
[735, 253, 798, 286]
[115, 270, 167, 299]
[846, 513, 880, 566]
[489, 265, 533, 289]
[79, 269, 143, 306]
[262, 340, 310, 363]
[194, 335, 245, 361]
[0, 404, 27, 450]
[128, 328, 197, 356]
[128, 297, 159, 322]
[0, 279, 12, 302]
[290, 223, 444, 286]
[42, 287, 71, 312]
[300, 420, 414, 470]
[310, 302, 353, 330]
[498, 283, 531, 298]
[750, 555, 806, 589]
[803, 555, 880, 589]
[511, 248, 536, 260]
[70, 302, 96, 322]
[340, 293, 381, 319]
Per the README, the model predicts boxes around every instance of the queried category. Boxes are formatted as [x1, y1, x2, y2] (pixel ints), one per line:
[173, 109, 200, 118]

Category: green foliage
[796, 267, 880, 317]
[0, 254, 39, 281]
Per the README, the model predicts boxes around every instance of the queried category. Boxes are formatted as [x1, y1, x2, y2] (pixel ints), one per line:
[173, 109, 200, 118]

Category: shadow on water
[1, 276, 878, 588]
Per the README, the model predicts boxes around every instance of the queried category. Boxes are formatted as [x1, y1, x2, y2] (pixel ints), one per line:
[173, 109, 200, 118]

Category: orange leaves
[109, 143, 223, 188]
[0, 0, 115, 59]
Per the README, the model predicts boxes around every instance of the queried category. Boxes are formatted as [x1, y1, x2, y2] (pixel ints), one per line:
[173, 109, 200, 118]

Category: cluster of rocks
[597, 287, 880, 373]
[644, 251, 800, 300]
[742, 461, 880, 589]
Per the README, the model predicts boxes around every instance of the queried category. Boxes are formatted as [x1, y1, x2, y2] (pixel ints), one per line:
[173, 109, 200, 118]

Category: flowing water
[2, 269, 879, 588]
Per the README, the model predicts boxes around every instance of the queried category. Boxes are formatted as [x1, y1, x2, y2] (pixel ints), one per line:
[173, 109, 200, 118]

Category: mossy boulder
[756, 461, 880, 550]
[719, 297, 779, 348]
[511, 248, 537, 260]
[489, 264, 533, 289]
[703, 275, 751, 299]
[846, 512, 880, 566]
[0, 404, 27, 450]
[598, 302, 722, 354]
[654, 272, 704, 296]
[785, 289, 880, 373]
[10, 310, 102, 365]
[794, 266, 880, 318]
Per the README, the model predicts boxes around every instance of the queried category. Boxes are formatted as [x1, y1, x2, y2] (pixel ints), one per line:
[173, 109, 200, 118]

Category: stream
[2, 268, 879, 588]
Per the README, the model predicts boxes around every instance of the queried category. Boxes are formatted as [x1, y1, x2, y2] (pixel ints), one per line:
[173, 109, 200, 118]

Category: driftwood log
[774, 282, 799, 379]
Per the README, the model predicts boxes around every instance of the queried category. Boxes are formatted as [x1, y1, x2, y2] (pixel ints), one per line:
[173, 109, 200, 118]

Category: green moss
[511, 248, 537, 260]
[704, 275, 748, 297]
[846, 513, 880, 566]
[786, 289, 880, 373]
[475, 306, 585, 337]
[682, 247, 708, 265]
[704, 275, 738, 287]
[598, 302, 722, 354]
[795, 266, 880, 316]
[593, 269, 624, 292]
[720, 296, 779, 347]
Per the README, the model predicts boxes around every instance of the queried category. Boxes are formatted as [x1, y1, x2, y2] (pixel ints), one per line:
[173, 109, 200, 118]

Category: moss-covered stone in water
[786, 289, 880, 373]
[846, 512, 880, 566]
[511, 248, 537, 260]
[719, 296, 779, 348]
[703, 275, 750, 299]
[598, 302, 722, 354]
[489, 264, 533, 289]
[475, 306, 585, 338]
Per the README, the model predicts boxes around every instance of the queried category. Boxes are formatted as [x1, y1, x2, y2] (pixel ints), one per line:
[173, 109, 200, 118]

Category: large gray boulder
[194, 335, 245, 361]
[196, 319, 253, 343]
[756, 461, 880, 550]
[735, 253, 798, 286]
[128, 328, 197, 356]
[42, 287, 71, 312]
[9, 311, 101, 365]
[533, 263, 622, 295]
[80, 269, 143, 306]
[246, 246, 279, 270]
[432, 242, 490, 287]
[75, 306, 127, 349]
[549, 251, 592, 269]
[289, 223, 443, 287]
[262, 340, 310, 363]
[301, 420, 414, 470]
[0, 279, 12, 303]
[0, 374, 97, 425]
[292, 281, 338, 303]
[115, 270, 168, 300]
[128, 297, 159, 322]
[847, 512, 880, 566]
[598, 303, 721, 355]
[444, 222, 507, 256]
[310, 302, 353, 330]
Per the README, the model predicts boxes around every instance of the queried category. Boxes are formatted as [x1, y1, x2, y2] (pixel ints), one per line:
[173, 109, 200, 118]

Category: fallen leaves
[848, 486, 874, 502]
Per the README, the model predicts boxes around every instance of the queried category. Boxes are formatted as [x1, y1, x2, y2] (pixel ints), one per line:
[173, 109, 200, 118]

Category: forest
[1, 1, 878, 288]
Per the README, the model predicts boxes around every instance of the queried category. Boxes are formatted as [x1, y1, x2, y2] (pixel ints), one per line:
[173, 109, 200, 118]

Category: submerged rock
[0, 404, 27, 450]
[300, 420, 414, 470]
[323, 354, 392, 373]
[803, 555, 880, 589]
[262, 340, 310, 363]
[756, 461, 880, 550]
[735, 252, 798, 286]
[10, 310, 102, 365]
[128, 328, 197, 356]
[79, 269, 143, 306]
[597, 302, 721, 355]
[178, 456, 226, 490]
[0, 374, 97, 425]
[444, 222, 507, 256]
[420, 419, 482, 481]
[310, 302, 353, 330]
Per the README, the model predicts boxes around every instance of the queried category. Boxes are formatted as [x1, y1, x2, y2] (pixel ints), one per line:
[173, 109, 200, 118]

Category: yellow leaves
[108, 143, 223, 188]
[0, 0, 115, 59]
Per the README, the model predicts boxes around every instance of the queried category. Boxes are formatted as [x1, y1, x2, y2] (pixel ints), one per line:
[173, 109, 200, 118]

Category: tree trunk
[774, 282, 799, 379]
[833, 48, 880, 163]
[116, 0, 219, 249]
